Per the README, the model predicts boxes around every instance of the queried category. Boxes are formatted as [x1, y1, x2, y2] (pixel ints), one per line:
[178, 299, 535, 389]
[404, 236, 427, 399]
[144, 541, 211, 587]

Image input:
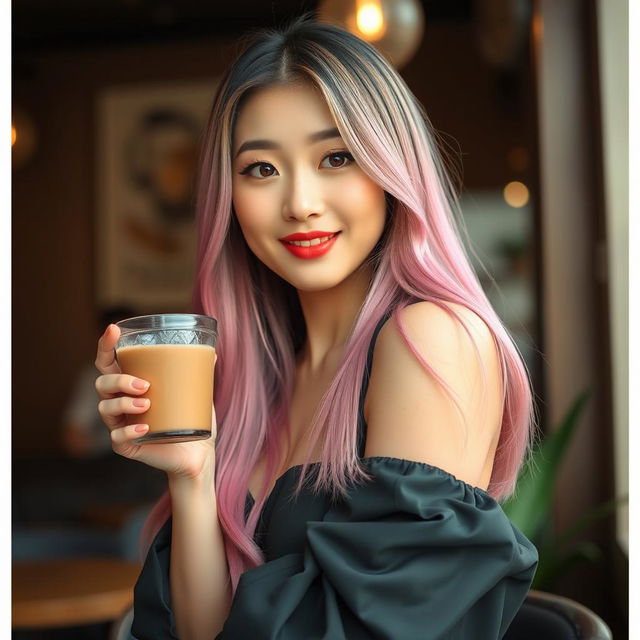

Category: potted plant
[501, 389, 628, 590]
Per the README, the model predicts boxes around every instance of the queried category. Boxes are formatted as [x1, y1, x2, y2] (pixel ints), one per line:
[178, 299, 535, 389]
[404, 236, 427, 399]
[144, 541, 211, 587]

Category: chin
[268, 263, 352, 291]
[280, 274, 346, 293]
[254, 250, 361, 293]
[293, 281, 342, 293]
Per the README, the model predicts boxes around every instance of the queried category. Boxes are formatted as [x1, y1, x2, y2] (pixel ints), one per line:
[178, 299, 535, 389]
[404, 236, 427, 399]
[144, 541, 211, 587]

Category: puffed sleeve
[217, 457, 538, 640]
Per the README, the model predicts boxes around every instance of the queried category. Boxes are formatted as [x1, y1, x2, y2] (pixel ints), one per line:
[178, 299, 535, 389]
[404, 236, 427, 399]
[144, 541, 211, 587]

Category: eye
[239, 162, 279, 179]
[321, 151, 355, 169]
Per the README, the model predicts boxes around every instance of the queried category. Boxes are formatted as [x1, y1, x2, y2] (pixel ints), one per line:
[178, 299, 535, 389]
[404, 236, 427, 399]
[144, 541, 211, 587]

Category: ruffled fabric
[132, 457, 538, 640]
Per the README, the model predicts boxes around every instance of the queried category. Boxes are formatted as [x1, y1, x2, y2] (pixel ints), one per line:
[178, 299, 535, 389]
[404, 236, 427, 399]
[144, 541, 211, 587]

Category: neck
[296, 264, 372, 374]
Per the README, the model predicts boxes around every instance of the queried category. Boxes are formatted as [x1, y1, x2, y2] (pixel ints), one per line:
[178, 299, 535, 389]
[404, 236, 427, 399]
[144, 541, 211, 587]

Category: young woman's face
[231, 82, 387, 292]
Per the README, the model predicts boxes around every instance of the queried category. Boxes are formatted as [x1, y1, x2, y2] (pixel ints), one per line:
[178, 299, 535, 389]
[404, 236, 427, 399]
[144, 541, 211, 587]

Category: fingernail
[132, 398, 149, 407]
[132, 379, 150, 390]
[134, 424, 148, 433]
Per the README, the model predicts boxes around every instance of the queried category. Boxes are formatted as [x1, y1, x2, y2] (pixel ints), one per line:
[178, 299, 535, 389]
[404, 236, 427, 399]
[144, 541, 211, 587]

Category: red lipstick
[278, 231, 340, 260]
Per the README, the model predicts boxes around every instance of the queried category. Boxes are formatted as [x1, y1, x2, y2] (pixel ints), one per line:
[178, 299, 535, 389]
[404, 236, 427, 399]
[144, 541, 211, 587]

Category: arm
[364, 301, 504, 489]
[94, 324, 231, 639]
[169, 467, 232, 640]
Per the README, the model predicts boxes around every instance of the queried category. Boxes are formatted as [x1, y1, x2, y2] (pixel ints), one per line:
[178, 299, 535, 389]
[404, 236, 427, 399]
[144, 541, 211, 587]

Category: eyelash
[238, 151, 355, 178]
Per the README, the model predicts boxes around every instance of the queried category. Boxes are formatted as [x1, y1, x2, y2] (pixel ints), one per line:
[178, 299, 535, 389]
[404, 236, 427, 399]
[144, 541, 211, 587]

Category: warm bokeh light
[532, 13, 544, 42]
[356, 1, 385, 39]
[12, 108, 38, 169]
[318, 0, 423, 68]
[503, 181, 530, 208]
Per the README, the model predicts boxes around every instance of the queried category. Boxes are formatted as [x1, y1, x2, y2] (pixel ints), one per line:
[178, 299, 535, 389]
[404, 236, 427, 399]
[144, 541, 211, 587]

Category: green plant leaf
[531, 540, 603, 590]
[528, 498, 626, 590]
[502, 389, 591, 539]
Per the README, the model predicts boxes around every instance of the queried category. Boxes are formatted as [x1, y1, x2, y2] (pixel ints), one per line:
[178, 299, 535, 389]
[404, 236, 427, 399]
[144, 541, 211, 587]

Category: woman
[96, 16, 538, 640]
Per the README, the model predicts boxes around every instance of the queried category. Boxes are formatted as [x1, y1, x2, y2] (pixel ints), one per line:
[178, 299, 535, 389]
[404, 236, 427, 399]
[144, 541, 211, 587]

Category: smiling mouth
[279, 232, 341, 260]
[283, 233, 337, 247]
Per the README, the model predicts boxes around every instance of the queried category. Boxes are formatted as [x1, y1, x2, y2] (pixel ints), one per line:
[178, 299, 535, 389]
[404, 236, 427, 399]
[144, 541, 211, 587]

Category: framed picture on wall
[95, 79, 217, 311]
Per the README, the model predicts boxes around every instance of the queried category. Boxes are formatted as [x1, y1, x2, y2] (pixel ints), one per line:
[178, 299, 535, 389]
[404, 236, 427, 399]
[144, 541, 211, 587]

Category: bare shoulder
[371, 301, 501, 391]
[364, 301, 503, 489]
[382, 300, 497, 358]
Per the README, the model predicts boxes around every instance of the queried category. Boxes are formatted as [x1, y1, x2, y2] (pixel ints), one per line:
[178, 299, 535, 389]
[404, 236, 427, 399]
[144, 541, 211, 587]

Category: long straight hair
[141, 15, 537, 594]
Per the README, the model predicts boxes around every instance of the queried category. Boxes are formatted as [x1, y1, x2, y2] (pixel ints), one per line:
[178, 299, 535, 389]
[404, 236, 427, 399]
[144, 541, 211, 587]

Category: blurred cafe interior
[12, 0, 629, 638]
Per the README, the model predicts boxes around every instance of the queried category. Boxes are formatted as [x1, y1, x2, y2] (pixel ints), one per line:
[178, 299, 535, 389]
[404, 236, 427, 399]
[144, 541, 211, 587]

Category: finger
[110, 423, 149, 447]
[96, 373, 150, 399]
[95, 324, 121, 375]
[98, 396, 150, 430]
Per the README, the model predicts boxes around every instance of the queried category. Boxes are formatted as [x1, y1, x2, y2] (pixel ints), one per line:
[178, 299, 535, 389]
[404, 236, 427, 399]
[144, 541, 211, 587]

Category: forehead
[233, 82, 337, 142]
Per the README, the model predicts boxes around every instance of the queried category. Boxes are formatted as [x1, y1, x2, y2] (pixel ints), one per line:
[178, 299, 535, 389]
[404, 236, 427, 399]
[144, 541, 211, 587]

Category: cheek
[232, 189, 269, 240]
[341, 178, 387, 230]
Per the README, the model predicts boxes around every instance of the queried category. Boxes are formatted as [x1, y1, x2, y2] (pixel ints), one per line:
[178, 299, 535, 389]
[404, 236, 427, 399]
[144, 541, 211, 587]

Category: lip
[279, 231, 339, 241]
[279, 231, 340, 260]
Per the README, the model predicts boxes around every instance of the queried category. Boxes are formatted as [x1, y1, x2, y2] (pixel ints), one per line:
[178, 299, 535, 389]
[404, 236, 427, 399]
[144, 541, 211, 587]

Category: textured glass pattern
[118, 329, 215, 349]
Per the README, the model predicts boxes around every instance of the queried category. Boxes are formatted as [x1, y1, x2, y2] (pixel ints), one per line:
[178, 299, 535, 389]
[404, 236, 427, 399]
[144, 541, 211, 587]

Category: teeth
[287, 234, 334, 247]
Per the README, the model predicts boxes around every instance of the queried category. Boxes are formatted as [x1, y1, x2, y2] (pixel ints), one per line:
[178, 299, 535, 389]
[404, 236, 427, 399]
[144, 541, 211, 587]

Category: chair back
[504, 589, 613, 639]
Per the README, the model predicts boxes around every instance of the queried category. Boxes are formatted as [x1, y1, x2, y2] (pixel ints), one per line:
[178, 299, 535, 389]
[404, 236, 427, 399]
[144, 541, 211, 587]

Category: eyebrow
[234, 127, 342, 158]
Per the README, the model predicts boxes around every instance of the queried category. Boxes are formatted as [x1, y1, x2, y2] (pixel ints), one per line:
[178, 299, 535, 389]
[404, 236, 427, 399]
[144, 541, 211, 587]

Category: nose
[281, 168, 325, 221]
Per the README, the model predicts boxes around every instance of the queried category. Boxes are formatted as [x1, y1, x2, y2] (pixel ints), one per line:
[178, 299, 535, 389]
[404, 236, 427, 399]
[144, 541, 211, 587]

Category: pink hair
[140, 16, 537, 595]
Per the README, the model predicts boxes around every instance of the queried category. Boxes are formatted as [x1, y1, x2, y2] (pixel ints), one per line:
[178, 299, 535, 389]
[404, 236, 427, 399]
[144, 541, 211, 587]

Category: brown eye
[257, 164, 276, 177]
[321, 152, 354, 169]
[239, 162, 278, 178]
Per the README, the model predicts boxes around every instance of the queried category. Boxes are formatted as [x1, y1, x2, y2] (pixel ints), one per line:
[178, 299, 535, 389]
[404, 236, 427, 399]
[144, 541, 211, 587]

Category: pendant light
[317, 0, 425, 69]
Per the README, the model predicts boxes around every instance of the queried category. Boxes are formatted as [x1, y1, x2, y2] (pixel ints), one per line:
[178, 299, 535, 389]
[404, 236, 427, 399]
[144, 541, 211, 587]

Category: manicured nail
[134, 424, 149, 433]
[132, 398, 149, 407]
[132, 379, 150, 390]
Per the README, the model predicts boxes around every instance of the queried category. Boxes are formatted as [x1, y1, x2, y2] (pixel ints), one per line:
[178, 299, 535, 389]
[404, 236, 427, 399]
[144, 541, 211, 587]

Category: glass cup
[115, 313, 218, 444]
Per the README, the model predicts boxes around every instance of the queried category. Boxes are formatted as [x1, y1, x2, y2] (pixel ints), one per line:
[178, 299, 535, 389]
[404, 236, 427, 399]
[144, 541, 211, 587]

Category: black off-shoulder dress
[131, 315, 538, 640]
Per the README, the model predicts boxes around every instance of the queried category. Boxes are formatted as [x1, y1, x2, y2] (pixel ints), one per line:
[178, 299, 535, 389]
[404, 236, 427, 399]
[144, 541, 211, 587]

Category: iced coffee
[115, 314, 218, 443]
